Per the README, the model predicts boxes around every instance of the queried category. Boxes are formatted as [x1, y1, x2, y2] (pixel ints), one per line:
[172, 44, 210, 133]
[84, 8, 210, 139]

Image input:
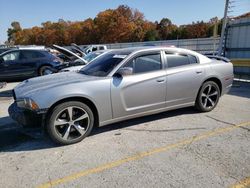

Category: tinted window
[188, 55, 198, 64]
[92, 47, 98, 52]
[80, 52, 127, 77]
[165, 53, 190, 68]
[99, 46, 104, 50]
[125, 53, 161, 74]
[2, 51, 20, 61]
[34, 51, 46, 58]
[20, 51, 45, 60]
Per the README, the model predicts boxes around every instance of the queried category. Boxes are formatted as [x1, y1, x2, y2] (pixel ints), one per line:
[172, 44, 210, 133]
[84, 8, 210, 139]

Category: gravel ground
[0, 81, 249, 188]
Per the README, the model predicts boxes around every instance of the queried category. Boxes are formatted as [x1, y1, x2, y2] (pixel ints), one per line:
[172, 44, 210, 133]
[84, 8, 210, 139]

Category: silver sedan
[9, 47, 234, 145]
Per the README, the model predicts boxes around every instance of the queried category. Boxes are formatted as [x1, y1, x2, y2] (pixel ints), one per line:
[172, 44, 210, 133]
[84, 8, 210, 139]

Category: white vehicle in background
[84, 45, 107, 54]
[18, 45, 46, 50]
[60, 50, 111, 72]
[71, 43, 107, 56]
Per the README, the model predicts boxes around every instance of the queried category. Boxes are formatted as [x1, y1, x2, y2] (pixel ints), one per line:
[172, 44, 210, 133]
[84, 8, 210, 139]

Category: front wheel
[46, 101, 94, 145]
[195, 81, 220, 112]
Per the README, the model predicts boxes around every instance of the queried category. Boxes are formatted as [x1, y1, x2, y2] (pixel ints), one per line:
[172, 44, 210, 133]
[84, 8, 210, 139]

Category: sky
[0, 0, 249, 43]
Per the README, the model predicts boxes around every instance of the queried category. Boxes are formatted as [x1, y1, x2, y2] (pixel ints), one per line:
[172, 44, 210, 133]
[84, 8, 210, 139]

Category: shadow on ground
[0, 107, 199, 152]
[0, 89, 13, 99]
[1, 81, 248, 152]
[229, 81, 250, 98]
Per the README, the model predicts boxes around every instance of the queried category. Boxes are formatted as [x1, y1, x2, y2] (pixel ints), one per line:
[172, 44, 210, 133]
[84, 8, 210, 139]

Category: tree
[144, 22, 159, 41]
[94, 5, 140, 43]
[7, 21, 22, 44]
[6, 5, 221, 45]
[157, 18, 177, 40]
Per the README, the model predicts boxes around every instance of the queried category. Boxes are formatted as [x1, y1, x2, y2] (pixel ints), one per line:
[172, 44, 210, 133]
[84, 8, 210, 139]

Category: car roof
[110, 46, 188, 53]
[0, 48, 49, 56]
[2, 48, 47, 52]
[109, 46, 211, 64]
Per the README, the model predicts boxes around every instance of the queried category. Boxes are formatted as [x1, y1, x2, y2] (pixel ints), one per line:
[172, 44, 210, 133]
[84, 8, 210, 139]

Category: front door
[0, 51, 22, 80]
[111, 52, 167, 119]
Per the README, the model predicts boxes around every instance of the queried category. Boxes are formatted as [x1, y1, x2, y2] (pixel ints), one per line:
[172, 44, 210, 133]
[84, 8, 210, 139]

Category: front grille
[12, 90, 16, 101]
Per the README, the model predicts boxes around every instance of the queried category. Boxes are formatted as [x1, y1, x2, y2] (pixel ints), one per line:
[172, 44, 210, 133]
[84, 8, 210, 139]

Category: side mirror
[0, 57, 3, 63]
[115, 67, 133, 77]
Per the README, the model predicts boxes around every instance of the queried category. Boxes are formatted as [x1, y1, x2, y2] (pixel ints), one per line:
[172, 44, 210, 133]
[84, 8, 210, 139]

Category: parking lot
[0, 81, 249, 188]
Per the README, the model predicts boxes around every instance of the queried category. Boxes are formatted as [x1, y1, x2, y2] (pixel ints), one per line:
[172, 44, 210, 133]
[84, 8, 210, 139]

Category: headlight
[16, 98, 39, 110]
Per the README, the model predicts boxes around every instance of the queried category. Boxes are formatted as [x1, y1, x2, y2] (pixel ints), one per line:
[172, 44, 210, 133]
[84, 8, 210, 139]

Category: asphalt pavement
[0, 81, 249, 188]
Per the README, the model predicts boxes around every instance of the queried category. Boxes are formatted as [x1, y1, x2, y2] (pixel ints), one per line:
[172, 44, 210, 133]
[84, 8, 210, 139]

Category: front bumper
[8, 102, 43, 127]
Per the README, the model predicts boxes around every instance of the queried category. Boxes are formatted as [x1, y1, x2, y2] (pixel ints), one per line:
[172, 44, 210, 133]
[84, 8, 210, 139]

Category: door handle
[196, 70, 202, 74]
[156, 79, 165, 83]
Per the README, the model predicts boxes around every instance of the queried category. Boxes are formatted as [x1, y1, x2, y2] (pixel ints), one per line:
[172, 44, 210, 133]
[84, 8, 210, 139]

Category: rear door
[111, 51, 167, 118]
[164, 51, 205, 107]
[19, 50, 41, 76]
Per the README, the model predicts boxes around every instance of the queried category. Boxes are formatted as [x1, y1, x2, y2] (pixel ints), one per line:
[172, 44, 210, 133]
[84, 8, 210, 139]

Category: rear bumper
[8, 103, 43, 127]
[222, 84, 232, 95]
[221, 74, 234, 96]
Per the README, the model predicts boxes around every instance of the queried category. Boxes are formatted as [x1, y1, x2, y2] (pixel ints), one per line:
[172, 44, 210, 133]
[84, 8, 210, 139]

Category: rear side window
[125, 53, 162, 74]
[165, 52, 198, 68]
[20, 51, 45, 60]
[188, 55, 198, 64]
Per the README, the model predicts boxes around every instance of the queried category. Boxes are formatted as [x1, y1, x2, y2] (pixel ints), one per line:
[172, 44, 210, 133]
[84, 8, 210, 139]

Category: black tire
[46, 101, 94, 145]
[39, 65, 53, 76]
[195, 81, 220, 112]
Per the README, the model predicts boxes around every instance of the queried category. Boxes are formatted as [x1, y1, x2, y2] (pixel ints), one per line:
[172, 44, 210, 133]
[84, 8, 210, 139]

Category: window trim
[164, 51, 199, 69]
[2, 51, 20, 62]
[118, 51, 163, 76]
[20, 50, 46, 60]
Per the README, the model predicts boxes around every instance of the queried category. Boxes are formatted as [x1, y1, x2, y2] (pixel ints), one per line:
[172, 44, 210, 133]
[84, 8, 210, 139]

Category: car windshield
[80, 52, 127, 77]
[83, 52, 103, 62]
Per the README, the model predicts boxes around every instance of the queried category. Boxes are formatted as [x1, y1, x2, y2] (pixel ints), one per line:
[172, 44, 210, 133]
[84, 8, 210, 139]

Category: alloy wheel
[201, 84, 219, 109]
[53, 106, 90, 141]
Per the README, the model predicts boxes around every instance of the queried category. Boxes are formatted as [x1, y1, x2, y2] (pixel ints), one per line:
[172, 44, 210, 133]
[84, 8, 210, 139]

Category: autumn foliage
[7, 5, 222, 46]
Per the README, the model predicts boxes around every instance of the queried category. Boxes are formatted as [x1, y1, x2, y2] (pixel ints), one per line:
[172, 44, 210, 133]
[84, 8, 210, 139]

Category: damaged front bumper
[8, 102, 46, 128]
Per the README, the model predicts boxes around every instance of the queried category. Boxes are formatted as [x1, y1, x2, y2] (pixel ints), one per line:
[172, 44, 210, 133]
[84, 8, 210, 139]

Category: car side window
[92, 47, 98, 52]
[125, 53, 162, 74]
[33, 51, 46, 58]
[20, 51, 45, 60]
[165, 52, 198, 68]
[188, 55, 198, 64]
[2, 51, 20, 62]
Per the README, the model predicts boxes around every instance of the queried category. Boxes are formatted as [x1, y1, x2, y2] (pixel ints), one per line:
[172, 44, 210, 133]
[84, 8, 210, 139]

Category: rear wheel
[195, 81, 220, 112]
[39, 66, 54, 76]
[46, 101, 94, 145]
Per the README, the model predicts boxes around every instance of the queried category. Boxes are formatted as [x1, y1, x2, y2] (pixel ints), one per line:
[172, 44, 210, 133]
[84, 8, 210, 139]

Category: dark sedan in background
[0, 49, 61, 81]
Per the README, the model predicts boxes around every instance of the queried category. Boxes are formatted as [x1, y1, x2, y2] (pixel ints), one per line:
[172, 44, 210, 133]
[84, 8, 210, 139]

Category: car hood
[14, 72, 101, 98]
[52, 45, 87, 64]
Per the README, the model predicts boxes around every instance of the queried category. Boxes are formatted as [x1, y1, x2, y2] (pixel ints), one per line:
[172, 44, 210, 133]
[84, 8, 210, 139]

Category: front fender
[31, 78, 113, 124]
